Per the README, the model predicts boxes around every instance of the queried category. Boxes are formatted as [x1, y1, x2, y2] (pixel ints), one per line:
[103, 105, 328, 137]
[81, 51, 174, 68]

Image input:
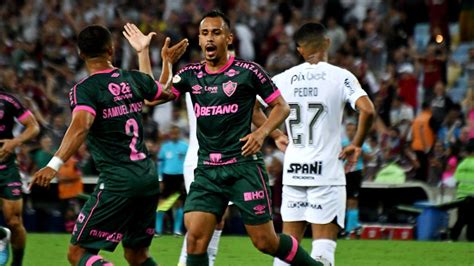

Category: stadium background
[1, 0, 474, 264]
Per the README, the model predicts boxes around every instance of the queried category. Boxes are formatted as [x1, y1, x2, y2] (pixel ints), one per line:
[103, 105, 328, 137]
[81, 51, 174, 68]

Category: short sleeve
[252, 63, 281, 104]
[69, 82, 98, 117]
[342, 71, 367, 110]
[5, 94, 30, 122]
[131, 71, 163, 101]
[171, 70, 191, 100]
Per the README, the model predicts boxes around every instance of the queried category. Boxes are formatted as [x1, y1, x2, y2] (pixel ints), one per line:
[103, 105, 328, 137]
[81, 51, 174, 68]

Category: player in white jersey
[272, 23, 375, 266]
[178, 93, 288, 266]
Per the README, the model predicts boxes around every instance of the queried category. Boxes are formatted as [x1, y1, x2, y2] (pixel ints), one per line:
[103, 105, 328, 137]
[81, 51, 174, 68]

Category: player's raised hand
[123, 23, 157, 53]
[161, 37, 189, 64]
[240, 129, 267, 157]
[29, 167, 57, 190]
[338, 143, 362, 173]
[0, 139, 20, 161]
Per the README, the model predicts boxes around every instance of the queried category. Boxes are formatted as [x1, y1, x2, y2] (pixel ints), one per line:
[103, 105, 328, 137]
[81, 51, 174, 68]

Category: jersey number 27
[288, 103, 325, 146]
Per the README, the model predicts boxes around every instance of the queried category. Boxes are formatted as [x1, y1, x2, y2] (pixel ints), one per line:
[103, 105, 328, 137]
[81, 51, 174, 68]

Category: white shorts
[280, 185, 346, 228]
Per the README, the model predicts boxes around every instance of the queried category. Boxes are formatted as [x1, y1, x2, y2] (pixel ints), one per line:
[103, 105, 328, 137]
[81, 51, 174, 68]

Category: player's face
[199, 17, 233, 63]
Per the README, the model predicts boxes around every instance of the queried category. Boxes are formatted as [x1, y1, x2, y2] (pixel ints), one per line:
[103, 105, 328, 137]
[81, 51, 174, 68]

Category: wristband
[46, 156, 64, 172]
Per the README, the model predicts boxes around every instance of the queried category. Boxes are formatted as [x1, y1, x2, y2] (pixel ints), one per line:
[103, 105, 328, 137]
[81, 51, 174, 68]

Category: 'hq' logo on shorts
[243, 190, 264, 201]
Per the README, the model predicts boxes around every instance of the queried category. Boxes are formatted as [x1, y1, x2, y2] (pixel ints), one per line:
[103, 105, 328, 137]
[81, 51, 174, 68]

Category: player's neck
[305, 52, 327, 65]
[205, 53, 230, 72]
[85, 58, 115, 75]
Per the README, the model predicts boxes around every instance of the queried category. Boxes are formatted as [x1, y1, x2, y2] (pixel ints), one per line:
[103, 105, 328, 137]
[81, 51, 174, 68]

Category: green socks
[275, 234, 322, 266]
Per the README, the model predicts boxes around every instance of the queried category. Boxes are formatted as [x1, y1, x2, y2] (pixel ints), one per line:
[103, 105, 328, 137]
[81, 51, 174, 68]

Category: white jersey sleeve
[273, 62, 367, 186]
[184, 93, 199, 168]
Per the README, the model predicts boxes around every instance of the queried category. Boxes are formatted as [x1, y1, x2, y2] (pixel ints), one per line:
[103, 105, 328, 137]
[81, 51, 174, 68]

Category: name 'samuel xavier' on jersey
[272, 62, 367, 186]
[69, 68, 161, 196]
[172, 56, 281, 166]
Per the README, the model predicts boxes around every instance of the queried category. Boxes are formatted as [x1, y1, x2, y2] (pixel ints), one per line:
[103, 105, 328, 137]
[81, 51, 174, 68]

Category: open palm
[123, 23, 157, 53]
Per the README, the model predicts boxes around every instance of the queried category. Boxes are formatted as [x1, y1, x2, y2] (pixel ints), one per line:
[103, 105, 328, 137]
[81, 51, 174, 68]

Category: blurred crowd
[1, 0, 474, 201]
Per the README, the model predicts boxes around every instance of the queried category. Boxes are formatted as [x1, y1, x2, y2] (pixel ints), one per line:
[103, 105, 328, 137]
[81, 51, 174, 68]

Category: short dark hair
[77, 25, 113, 58]
[201, 10, 231, 30]
[294, 23, 327, 47]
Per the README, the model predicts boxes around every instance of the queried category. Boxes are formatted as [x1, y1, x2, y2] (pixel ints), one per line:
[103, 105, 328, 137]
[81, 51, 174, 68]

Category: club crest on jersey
[192, 85, 203, 94]
[224, 69, 239, 77]
[222, 81, 237, 97]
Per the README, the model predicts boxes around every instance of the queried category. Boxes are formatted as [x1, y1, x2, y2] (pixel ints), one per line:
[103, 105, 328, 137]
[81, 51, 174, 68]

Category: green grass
[23, 234, 474, 265]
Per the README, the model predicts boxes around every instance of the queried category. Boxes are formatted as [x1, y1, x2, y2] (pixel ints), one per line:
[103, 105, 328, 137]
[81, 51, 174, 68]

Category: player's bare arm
[339, 95, 375, 171]
[241, 96, 290, 156]
[251, 100, 289, 152]
[0, 113, 39, 161]
[30, 110, 94, 188]
[123, 23, 188, 104]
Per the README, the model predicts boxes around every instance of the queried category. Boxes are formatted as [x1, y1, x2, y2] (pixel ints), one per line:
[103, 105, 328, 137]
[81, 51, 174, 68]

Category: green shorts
[0, 162, 22, 200]
[70, 188, 159, 251]
[184, 161, 272, 225]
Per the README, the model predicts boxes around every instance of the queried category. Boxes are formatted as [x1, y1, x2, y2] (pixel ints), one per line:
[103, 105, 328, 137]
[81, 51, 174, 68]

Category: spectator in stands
[389, 96, 414, 139]
[418, 44, 447, 102]
[32, 135, 54, 171]
[265, 36, 298, 76]
[437, 105, 463, 147]
[411, 102, 436, 182]
[57, 157, 84, 233]
[397, 63, 418, 110]
[430, 81, 454, 132]
[450, 139, 474, 241]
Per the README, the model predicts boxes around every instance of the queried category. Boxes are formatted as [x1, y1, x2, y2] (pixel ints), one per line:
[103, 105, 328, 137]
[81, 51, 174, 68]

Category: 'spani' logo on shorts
[222, 81, 237, 97]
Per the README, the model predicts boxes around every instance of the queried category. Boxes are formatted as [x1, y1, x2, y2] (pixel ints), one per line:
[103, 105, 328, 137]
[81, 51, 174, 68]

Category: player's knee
[5, 215, 22, 229]
[124, 248, 148, 264]
[250, 235, 278, 254]
[67, 247, 82, 265]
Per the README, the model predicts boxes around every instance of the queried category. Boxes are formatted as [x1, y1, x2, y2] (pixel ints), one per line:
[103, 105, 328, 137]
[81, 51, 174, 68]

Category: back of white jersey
[272, 62, 367, 186]
[184, 93, 199, 168]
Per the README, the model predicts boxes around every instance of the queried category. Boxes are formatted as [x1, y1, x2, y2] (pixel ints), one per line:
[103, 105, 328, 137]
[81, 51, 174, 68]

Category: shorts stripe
[257, 165, 272, 216]
[76, 191, 102, 242]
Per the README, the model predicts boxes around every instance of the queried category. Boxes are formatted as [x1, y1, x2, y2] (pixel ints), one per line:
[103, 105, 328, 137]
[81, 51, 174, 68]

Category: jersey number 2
[125, 118, 146, 161]
[288, 103, 325, 146]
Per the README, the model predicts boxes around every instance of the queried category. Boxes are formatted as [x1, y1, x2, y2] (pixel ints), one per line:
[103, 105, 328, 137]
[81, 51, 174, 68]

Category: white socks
[311, 239, 336, 266]
[273, 257, 290, 266]
[178, 229, 223, 265]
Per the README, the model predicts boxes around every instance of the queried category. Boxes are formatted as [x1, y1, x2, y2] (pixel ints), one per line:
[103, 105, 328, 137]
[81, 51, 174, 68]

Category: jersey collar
[91, 67, 117, 76]
[204, 55, 235, 75]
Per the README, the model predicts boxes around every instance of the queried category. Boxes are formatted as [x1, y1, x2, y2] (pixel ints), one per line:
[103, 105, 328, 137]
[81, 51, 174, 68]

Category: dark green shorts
[70, 189, 159, 251]
[184, 161, 272, 225]
[0, 163, 22, 200]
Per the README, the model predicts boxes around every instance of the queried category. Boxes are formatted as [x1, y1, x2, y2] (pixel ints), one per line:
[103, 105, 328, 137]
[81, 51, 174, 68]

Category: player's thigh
[228, 162, 272, 225]
[71, 189, 134, 252]
[345, 170, 363, 200]
[122, 193, 159, 249]
[280, 185, 308, 222]
[184, 167, 228, 222]
[281, 221, 307, 242]
[2, 198, 23, 223]
[0, 166, 23, 201]
[307, 186, 346, 239]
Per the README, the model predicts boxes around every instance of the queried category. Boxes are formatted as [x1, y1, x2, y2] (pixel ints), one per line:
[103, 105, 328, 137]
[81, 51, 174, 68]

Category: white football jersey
[272, 62, 367, 186]
[184, 93, 199, 168]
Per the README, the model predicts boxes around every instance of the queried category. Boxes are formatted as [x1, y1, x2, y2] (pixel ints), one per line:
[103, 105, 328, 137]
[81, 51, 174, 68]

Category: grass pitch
[24, 234, 474, 265]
